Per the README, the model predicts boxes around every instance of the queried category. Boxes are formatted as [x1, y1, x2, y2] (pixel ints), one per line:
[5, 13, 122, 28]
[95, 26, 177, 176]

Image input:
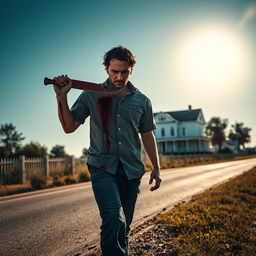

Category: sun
[172, 27, 250, 90]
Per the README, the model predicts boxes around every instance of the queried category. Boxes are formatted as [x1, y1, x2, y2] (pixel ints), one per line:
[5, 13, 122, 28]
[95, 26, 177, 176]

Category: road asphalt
[0, 158, 256, 256]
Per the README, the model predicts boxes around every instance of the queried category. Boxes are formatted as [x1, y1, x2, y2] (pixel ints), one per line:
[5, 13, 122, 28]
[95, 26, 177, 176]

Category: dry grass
[0, 171, 90, 196]
[156, 166, 256, 256]
[0, 182, 32, 196]
[156, 154, 256, 170]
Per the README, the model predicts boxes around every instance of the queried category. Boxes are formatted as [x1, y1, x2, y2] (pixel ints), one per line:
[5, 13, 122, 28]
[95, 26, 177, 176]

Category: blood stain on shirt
[96, 96, 114, 153]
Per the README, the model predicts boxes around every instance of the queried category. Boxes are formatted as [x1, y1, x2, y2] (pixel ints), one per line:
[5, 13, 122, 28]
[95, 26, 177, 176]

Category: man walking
[53, 46, 161, 256]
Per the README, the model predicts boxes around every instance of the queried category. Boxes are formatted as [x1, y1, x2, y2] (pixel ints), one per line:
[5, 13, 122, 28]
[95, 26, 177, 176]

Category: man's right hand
[53, 75, 72, 97]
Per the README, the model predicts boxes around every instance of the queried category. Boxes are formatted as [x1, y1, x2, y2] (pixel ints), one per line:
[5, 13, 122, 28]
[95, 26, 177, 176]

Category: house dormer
[155, 112, 177, 124]
[196, 111, 205, 125]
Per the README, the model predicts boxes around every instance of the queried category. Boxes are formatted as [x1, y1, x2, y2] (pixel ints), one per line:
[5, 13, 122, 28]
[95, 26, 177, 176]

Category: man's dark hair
[103, 46, 136, 67]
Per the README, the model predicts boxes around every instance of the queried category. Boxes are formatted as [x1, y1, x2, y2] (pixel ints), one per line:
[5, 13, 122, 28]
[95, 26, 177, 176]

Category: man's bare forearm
[141, 131, 161, 191]
[141, 131, 160, 170]
[56, 95, 78, 133]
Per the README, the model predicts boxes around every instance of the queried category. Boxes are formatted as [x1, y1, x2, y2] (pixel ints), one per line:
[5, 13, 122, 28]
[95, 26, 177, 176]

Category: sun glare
[172, 27, 250, 91]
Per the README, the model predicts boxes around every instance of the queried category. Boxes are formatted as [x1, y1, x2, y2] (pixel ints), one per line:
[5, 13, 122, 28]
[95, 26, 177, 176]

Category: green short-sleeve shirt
[70, 79, 156, 180]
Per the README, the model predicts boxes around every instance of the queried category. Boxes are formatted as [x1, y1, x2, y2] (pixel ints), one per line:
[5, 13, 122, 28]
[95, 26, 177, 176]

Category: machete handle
[44, 77, 55, 85]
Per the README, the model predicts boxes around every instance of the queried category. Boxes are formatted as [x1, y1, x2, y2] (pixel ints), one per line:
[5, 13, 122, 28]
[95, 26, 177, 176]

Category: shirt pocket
[127, 105, 144, 126]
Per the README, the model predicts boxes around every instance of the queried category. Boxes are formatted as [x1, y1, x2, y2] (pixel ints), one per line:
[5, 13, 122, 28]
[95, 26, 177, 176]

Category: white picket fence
[0, 156, 87, 185]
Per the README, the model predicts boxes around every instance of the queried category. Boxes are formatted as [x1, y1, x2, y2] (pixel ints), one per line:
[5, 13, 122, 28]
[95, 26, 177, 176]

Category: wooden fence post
[19, 155, 26, 184]
[71, 156, 75, 175]
[44, 155, 49, 179]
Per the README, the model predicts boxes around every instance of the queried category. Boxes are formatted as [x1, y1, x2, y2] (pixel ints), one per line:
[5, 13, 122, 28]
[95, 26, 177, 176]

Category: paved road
[0, 158, 256, 256]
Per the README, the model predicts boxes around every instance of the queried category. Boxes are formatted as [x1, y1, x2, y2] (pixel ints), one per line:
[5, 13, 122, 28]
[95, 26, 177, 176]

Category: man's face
[106, 59, 133, 88]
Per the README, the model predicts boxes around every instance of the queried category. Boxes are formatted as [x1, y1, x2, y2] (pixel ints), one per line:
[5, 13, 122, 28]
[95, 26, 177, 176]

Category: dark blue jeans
[88, 163, 141, 256]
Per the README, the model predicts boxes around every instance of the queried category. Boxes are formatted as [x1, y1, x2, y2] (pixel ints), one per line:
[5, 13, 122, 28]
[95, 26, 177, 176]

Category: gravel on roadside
[83, 209, 181, 256]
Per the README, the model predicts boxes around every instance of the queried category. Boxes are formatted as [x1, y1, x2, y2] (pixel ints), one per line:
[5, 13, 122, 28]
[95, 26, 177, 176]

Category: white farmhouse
[154, 105, 211, 154]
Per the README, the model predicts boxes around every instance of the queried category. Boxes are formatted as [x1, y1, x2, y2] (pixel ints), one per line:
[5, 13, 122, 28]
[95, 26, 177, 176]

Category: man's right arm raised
[53, 75, 81, 133]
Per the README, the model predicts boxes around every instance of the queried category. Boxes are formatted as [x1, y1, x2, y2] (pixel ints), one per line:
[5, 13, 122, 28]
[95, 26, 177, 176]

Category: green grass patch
[157, 167, 256, 256]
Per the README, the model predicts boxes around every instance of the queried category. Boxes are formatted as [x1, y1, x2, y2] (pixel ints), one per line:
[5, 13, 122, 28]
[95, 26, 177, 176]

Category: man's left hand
[149, 168, 161, 191]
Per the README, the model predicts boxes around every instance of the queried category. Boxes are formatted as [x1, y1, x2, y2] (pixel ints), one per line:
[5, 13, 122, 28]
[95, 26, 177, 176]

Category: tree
[0, 123, 25, 157]
[206, 117, 228, 152]
[229, 122, 251, 151]
[50, 145, 68, 157]
[82, 147, 88, 157]
[20, 141, 48, 157]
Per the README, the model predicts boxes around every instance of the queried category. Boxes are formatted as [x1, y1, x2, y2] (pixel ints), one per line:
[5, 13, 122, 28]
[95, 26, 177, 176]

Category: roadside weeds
[129, 166, 256, 256]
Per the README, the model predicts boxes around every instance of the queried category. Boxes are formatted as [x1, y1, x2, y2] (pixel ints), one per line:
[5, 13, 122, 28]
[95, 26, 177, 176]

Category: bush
[219, 147, 233, 154]
[30, 174, 47, 189]
[79, 170, 91, 182]
[64, 175, 78, 185]
[52, 175, 65, 186]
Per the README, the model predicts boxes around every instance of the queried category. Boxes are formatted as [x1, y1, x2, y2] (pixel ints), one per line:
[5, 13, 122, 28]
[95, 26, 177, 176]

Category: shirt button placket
[117, 111, 121, 147]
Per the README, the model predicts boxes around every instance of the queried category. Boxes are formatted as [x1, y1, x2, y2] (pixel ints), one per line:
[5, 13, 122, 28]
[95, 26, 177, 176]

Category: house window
[159, 116, 166, 121]
[170, 127, 175, 136]
[161, 128, 165, 137]
[182, 127, 186, 136]
[162, 142, 166, 153]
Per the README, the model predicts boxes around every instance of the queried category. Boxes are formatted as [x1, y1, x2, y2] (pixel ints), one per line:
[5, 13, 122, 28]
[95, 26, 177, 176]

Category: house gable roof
[168, 109, 201, 121]
[154, 108, 202, 122]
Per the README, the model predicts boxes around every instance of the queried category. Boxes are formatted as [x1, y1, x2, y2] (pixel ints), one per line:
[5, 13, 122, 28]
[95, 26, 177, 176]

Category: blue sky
[1, 0, 256, 157]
